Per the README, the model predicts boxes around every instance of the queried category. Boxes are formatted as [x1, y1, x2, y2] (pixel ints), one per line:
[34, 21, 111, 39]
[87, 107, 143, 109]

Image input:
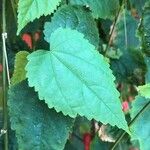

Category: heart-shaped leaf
[26, 27, 129, 133]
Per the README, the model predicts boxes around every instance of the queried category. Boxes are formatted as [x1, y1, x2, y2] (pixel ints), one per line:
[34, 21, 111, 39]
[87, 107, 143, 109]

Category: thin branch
[123, 2, 128, 49]
[2, 33, 11, 85]
[66, 0, 69, 4]
[111, 100, 150, 150]
[104, 2, 124, 54]
[2, 0, 9, 149]
[10, 0, 17, 21]
[91, 119, 96, 139]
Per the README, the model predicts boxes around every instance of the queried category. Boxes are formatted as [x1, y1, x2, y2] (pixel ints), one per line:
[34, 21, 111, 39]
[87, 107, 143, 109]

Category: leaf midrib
[51, 52, 125, 128]
[50, 54, 75, 116]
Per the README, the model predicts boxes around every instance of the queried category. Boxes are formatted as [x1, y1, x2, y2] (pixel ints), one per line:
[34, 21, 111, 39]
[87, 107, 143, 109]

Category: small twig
[91, 119, 96, 139]
[111, 101, 150, 150]
[65, 0, 69, 4]
[2, 33, 11, 86]
[10, 0, 17, 21]
[123, 1, 128, 49]
[2, 0, 9, 149]
[104, 2, 124, 54]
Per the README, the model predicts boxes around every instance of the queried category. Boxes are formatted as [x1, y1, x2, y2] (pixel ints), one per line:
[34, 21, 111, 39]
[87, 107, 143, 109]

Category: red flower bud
[122, 101, 129, 112]
[22, 33, 33, 49]
[83, 133, 92, 150]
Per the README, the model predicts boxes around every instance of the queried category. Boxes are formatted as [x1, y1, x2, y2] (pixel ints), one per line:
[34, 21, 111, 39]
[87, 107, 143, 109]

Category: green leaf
[110, 11, 146, 82]
[69, 0, 120, 19]
[145, 57, 150, 83]
[8, 80, 74, 150]
[130, 96, 150, 150]
[138, 1, 150, 56]
[44, 5, 99, 48]
[65, 140, 82, 150]
[17, 0, 61, 34]
[26, 27, 129, 133]
[138, 84, 150, 98]
[130, 0, 147, 16]
[65, 116, 90, 150]
[11, 51, 29, 85]
[114, 11, 140, 49]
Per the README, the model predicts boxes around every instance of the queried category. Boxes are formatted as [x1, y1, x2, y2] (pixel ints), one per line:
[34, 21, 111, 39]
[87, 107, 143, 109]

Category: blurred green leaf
[8, 80, 74, 150]
[138, 1, 150, 56]
[145, 57, 150, 83]
[110, 11, 146, 82]
[69, 0, 120, 19]
[131, 96, 150, 150]
[11, 51, 29, 85]
[138, 83, 150, 98]
[44, 5, 99, 48]
[130, 0, 147, 16]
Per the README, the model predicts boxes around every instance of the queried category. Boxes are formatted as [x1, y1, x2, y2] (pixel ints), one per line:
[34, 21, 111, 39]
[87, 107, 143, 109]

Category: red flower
[83, 133, 92, 150]
[122, 101, 129, 112]
[22, 33, 33, 49]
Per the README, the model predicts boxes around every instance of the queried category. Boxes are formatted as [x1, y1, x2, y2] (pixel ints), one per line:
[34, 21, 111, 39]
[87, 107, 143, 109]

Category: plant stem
[104, 2, 124, 54]
[91, 119, 95, 139]
[2, 0, 9, 149]
[66, 0, 69, 4]
[10, 0, 17, 21]
[111, 100, 150, 150]
[123, 0, 128, 49]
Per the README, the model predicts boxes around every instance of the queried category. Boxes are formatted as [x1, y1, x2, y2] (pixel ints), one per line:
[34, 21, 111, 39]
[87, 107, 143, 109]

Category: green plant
[1, 0, 150, 150]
